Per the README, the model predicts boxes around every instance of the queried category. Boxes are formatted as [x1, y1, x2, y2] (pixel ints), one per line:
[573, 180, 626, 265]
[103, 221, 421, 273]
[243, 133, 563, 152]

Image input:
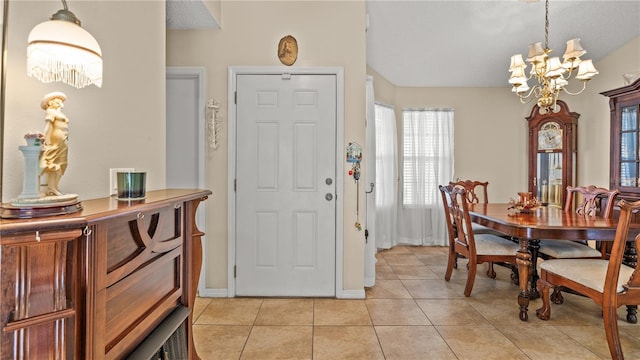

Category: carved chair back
[449, 180, 489, 204]
[439, 184, 475, 254]
[564, 185, 619, 218]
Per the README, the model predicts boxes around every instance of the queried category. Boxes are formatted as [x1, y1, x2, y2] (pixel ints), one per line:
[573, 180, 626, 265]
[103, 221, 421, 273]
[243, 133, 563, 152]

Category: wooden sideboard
[0, 189, 211, 359]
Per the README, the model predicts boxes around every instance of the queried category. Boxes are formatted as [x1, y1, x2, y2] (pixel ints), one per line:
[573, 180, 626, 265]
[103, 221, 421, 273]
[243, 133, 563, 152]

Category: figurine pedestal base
[1, 195, 82, 219]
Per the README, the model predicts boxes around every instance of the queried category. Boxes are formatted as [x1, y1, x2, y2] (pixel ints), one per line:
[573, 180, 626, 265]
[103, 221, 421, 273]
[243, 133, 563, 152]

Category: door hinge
[234, 265, 237, 278]
[234, 91, 237, 104]
[234, 179, 237, 192]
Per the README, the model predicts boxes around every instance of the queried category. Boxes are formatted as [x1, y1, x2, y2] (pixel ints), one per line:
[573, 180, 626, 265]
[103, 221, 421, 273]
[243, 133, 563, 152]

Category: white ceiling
[167, 1, 640, 88]
[366, 0, 640, 87]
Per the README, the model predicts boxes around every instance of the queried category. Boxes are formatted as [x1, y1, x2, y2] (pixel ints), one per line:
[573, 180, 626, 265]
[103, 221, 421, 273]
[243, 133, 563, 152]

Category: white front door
[235, 73, 337, 296]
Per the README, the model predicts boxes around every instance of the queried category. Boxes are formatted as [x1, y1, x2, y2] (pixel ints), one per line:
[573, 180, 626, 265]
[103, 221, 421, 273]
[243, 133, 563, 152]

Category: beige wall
[570, 36, 640, 188]
[368, 36, 640, 204]
[2, 1, 166, 201]
[167, 1, 367, 293]
[394, 88, 529, 203]
[2, 0, 636, 296]
[367, 65, 395, 106]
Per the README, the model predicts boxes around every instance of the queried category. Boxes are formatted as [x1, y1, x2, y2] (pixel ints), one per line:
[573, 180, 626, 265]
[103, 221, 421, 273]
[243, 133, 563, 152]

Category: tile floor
[192, 245, 640, 359]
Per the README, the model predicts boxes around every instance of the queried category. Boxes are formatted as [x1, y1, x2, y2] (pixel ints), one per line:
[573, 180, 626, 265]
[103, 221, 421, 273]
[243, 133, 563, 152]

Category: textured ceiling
[166, 0, 219, 30]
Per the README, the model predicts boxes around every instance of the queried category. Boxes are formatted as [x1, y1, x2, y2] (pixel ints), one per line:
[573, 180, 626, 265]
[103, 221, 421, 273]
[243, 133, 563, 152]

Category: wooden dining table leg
[515, 237, 532, 321]
[528, 239, 541, 300]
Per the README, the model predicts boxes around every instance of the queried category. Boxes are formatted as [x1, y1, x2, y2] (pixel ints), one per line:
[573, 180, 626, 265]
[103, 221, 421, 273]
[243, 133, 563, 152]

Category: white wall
[167, 1, 367, 293]
[2, 1, 166, 201]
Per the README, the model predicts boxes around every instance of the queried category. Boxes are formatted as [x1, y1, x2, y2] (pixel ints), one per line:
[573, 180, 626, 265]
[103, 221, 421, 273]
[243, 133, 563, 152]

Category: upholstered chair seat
[475, 235, 521, 256]
[538, 240, 602, 259]
[540, 259, 634, 293]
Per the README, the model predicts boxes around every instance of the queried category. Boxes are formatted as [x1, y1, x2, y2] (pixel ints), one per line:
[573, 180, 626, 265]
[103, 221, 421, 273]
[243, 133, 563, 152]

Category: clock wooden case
[527, 100, 579, 207]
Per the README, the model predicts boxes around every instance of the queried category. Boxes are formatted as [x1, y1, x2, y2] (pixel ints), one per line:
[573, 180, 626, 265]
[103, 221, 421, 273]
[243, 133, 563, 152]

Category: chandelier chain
[544, 0, 549, 50]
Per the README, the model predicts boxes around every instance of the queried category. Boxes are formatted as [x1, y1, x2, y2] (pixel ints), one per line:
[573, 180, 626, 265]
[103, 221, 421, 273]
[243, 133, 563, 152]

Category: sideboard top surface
[0, 189, 212, 237]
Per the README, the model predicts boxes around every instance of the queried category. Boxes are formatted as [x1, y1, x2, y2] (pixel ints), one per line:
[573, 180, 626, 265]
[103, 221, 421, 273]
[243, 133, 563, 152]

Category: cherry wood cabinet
[0, 189, 211, 359]
[602, 77, 640, 202]
[527, 100, 579, 207]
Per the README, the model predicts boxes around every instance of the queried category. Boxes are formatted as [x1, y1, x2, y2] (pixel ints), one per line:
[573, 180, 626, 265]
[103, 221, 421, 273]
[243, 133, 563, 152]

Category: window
[402, 108, 454, 206]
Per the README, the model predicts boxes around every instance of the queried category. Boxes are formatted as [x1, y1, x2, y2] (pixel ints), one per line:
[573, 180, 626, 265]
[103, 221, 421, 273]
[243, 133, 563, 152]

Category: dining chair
[439, 184, 520, 297]
[449, 180, 511, 276]
[536, 199, 640, 360]
[535, 185, 619, 301]
[538, 185, 619, 259]
[449, 180, 492, 227]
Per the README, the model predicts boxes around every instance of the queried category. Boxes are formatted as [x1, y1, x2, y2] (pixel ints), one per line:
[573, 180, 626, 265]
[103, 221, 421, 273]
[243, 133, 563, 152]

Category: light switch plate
[109, 168, 134, 196]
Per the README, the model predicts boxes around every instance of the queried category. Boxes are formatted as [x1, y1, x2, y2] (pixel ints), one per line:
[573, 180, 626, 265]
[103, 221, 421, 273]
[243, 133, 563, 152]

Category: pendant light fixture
[27, 0, 102, 88]
[508, 0, 597, 111]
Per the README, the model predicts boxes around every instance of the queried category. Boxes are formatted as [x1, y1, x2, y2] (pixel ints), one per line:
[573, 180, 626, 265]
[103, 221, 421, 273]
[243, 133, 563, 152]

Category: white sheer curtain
[397, 109, 454, 246]
[373, 103, 399, 249]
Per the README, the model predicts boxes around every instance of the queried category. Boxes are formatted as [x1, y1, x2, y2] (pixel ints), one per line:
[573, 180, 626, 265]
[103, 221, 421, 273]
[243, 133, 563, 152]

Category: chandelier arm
[517, 85, 541, 103]
[520, 96, 536, 105]
[564, 65, 575, 79]
[560, 81, 588, 96]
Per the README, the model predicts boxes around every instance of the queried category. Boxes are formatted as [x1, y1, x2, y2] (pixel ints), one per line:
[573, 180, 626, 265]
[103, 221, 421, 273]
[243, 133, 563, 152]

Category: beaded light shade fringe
[27, 1, 102, 89]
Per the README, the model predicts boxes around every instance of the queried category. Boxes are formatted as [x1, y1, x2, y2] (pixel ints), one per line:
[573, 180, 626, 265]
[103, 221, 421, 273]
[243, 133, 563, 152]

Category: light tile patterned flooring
[192, 245, 640, 359]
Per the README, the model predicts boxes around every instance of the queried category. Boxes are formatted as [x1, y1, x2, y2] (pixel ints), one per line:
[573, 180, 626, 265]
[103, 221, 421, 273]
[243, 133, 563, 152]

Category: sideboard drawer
[1, 227, 84, 360]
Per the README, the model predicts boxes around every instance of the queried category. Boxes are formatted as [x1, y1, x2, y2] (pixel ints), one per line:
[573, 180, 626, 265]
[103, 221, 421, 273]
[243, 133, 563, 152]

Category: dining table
[467, 202, 635, 322]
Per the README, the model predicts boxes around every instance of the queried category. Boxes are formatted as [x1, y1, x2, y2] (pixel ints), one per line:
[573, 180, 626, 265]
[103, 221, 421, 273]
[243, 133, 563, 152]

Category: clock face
[538, 122, 563, 150]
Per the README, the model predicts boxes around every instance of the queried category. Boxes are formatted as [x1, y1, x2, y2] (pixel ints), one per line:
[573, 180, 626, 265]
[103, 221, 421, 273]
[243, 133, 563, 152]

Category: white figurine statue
[39, 91, 69, 197]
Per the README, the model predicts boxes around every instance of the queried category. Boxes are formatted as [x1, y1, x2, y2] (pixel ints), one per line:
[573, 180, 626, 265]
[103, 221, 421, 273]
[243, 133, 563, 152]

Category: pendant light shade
[27, 3, 102, 88]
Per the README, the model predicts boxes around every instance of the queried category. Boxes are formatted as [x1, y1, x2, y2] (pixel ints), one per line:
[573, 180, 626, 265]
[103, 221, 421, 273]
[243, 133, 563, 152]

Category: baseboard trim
[198, 288, 230, 298]
[337, 289, 366, 299]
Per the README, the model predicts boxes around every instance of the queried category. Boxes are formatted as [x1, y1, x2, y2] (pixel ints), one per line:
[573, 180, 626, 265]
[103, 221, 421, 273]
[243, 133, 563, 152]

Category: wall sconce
[206, 98, 222, 150]
[27, 0, 102, 88]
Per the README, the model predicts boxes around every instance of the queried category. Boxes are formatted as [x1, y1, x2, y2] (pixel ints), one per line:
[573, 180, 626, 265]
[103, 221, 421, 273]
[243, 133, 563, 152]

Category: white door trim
[227, 66, 345, 298]
[166, 66, 207, 294]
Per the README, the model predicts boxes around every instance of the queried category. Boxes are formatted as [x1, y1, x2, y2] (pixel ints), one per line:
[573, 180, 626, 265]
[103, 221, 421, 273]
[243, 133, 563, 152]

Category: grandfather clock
[527, 100, 579, 207]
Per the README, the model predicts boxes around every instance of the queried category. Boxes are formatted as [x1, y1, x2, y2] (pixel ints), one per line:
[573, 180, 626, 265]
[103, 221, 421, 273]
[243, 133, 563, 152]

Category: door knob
[325, 193, 333, 201]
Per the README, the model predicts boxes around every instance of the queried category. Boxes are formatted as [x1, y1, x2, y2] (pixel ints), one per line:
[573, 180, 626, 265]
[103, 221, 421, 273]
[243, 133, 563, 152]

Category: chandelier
[27, 0, 102, 88]
[508, 0, 598, 110]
